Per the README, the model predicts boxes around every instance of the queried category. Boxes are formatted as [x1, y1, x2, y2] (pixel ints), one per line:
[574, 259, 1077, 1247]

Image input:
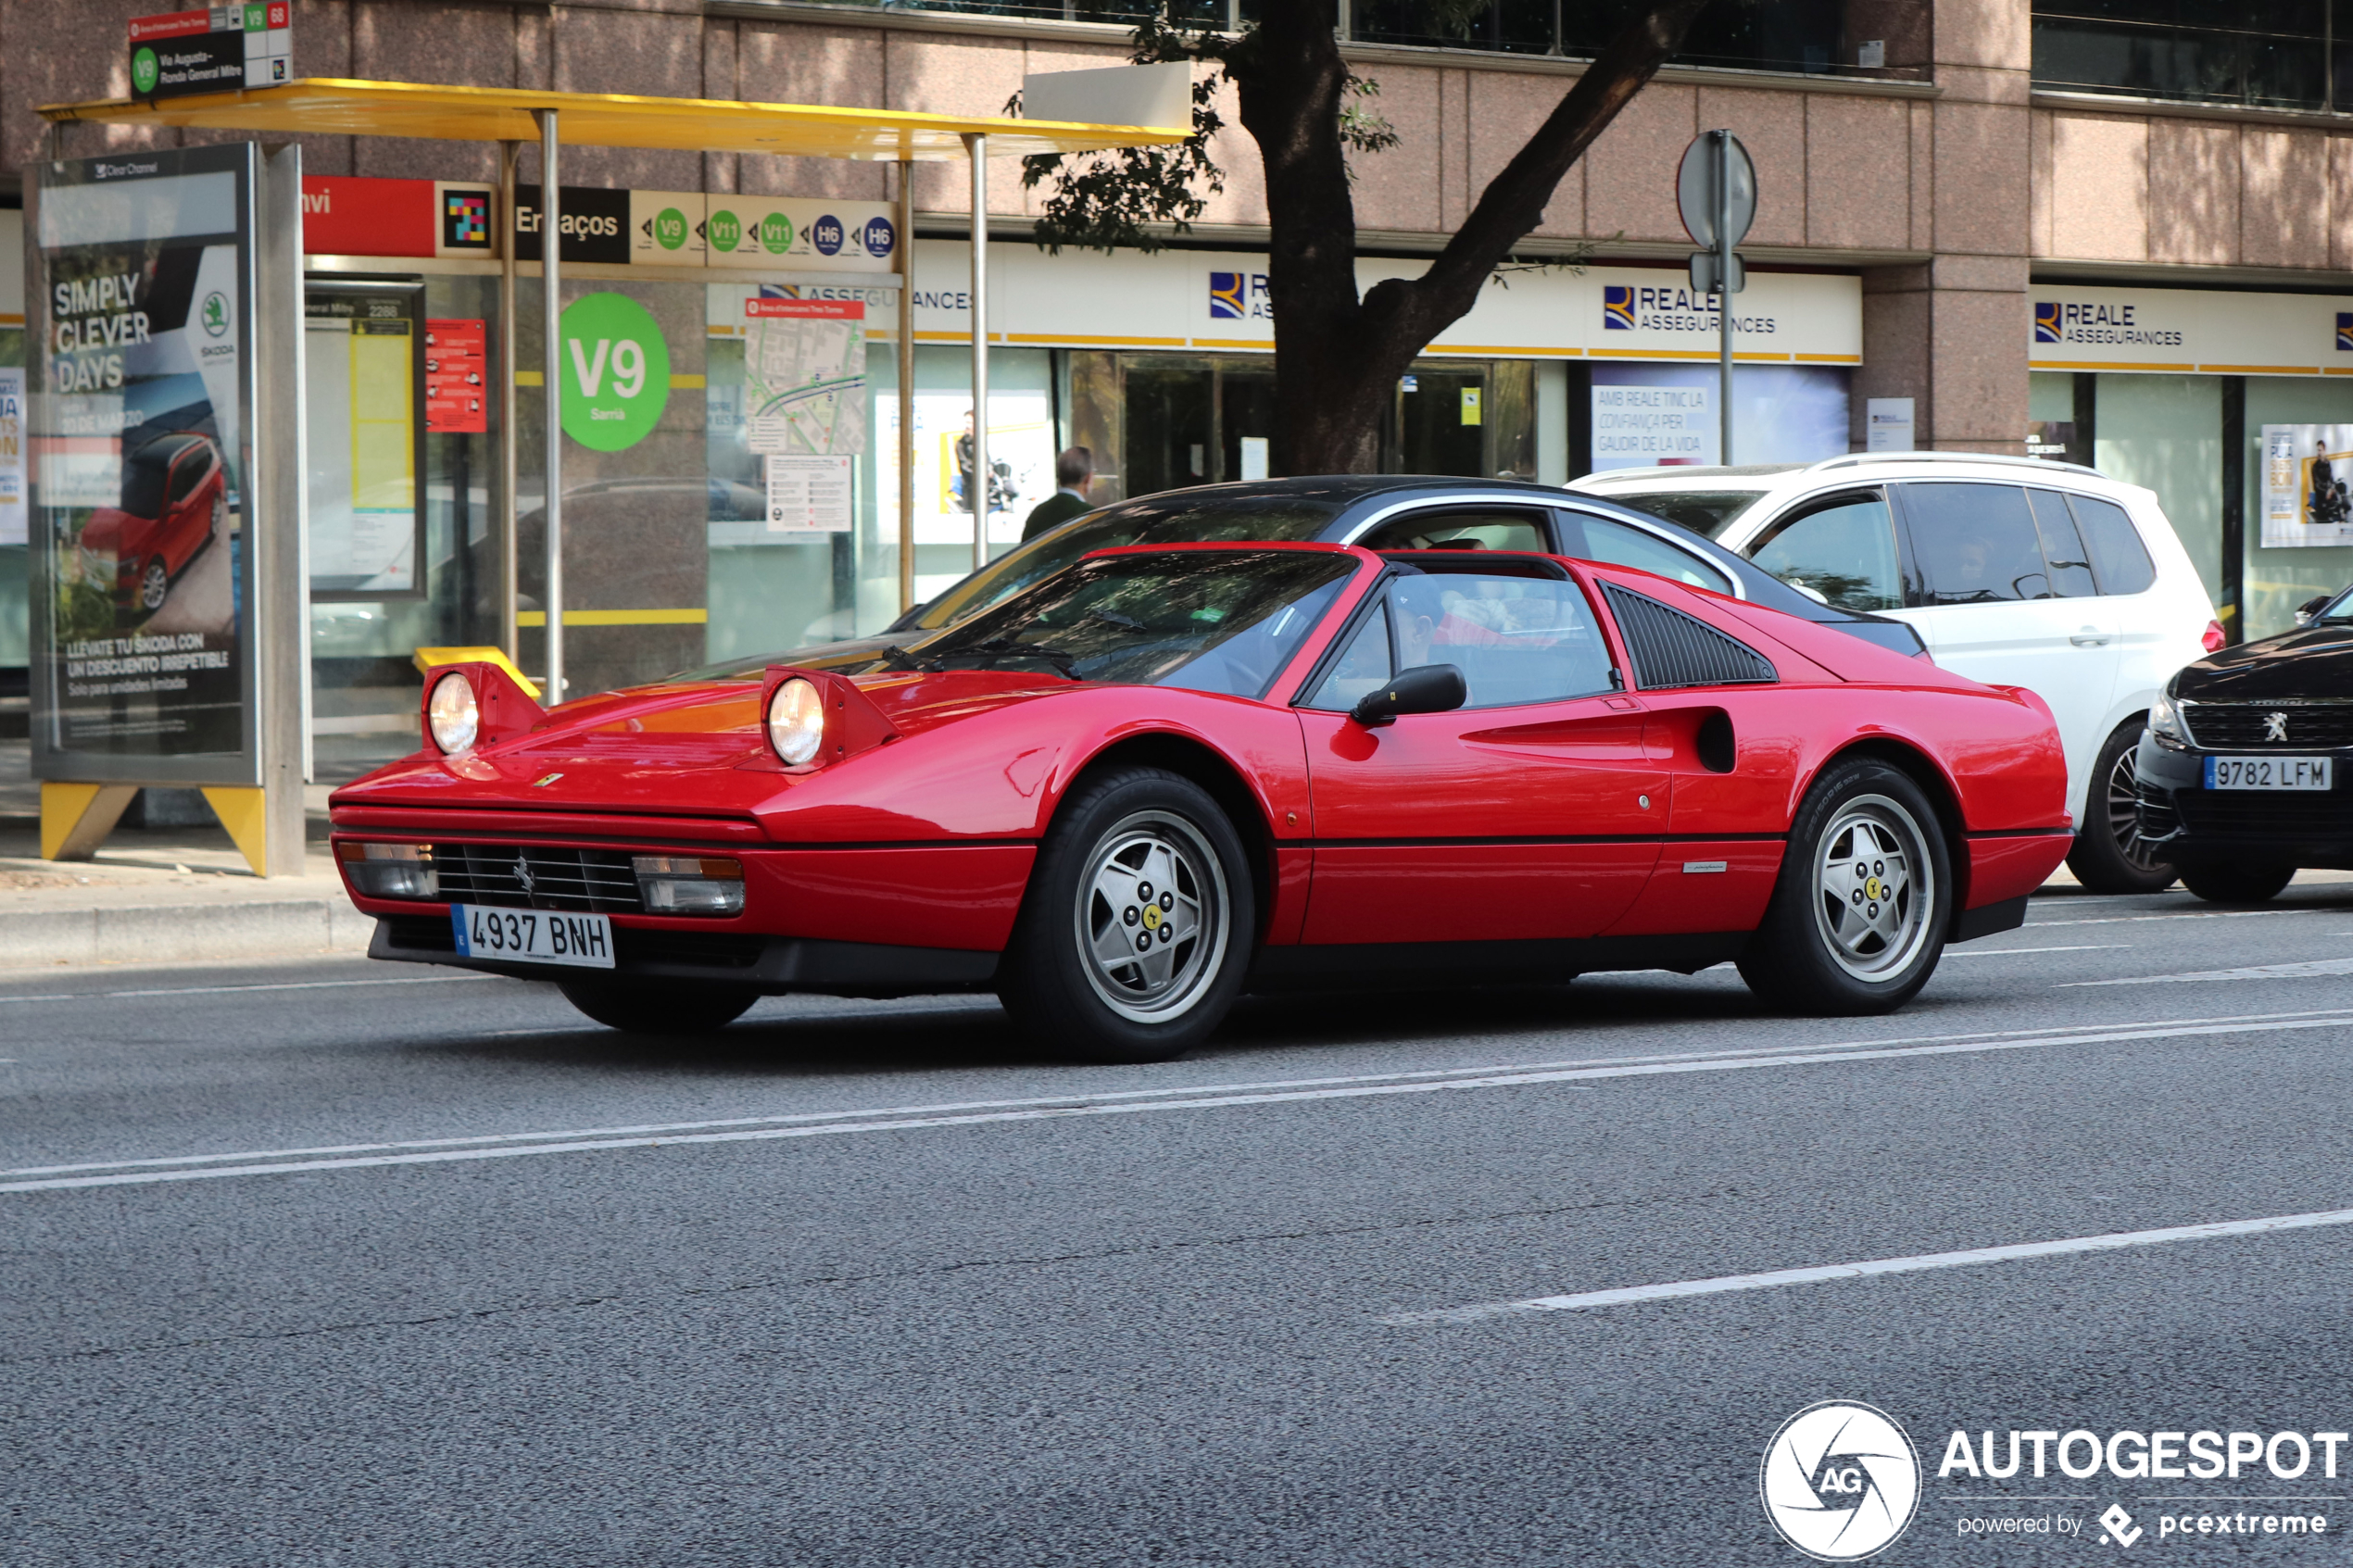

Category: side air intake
[1601, 583, 1779, 691]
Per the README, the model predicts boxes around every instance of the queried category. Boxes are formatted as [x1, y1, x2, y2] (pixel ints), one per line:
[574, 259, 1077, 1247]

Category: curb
[0, 897, 378, 967]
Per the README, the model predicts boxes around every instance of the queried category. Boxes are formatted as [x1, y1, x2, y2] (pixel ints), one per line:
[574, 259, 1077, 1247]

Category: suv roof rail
[1804, 450, 2106, 480]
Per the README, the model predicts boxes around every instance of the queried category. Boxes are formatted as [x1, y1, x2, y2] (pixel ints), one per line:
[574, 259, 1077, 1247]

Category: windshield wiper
[878, 645, 941, 672]
[957, 637, 1083, 680]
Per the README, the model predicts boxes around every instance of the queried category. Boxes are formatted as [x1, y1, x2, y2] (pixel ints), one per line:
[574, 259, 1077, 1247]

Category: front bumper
[2133, 734, 2353, 867]
[371, 913, 998, 997]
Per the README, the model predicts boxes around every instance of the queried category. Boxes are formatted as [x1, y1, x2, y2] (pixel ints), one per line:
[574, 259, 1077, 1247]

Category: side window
[1899, 483, 2052, 605]
[2068, 494, 2158, 595]
[1357, 507, 1548, 553]
[1558, 511, 1733, 595]
[2025, 489, 2098, 597]
[1390, 571, 1613, 709]
[166, 452, 206, 503]
[1743, 492, 1904, 612]
[1302, 601, 1394, 710]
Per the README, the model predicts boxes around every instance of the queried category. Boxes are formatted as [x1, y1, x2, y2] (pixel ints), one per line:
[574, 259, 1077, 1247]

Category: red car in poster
[332, 543, 2073, 1062]
[79, 431, 227, 620]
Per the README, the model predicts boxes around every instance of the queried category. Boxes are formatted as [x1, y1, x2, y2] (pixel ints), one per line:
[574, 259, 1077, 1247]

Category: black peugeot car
[2135, 587, 2353, 902]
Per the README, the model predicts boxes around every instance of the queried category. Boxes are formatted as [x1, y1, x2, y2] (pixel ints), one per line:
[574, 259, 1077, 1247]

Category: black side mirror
[2297, 595, 2331, 625]
[1350, 663, 1467, 727]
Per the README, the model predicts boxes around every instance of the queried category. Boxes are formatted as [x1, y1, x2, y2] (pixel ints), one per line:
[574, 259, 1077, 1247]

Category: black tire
[2175, 860, 2295, 905]
[558, 980, 759, 1034]
[1738, 759, 1954, 1015]
[2065, 719, 2178, 894]
[998, 766, 1254, 1064]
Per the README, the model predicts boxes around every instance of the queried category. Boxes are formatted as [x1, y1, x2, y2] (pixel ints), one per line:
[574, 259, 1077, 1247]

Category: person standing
[1022, 446, 1097, 540]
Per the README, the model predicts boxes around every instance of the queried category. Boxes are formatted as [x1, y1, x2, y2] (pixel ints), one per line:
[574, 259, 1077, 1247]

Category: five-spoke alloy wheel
[1741, 759, 1953, 1014]
[1001, 766, 1253, 1063]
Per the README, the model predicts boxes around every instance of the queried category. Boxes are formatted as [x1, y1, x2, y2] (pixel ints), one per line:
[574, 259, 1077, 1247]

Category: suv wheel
[2065, 719, 2177, 894]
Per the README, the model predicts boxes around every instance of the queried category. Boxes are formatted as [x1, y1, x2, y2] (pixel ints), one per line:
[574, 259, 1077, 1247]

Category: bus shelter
[31, 77, 1183, 872]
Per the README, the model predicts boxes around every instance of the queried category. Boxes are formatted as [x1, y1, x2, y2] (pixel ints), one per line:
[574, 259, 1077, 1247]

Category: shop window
[1744, 492, 1903, 613]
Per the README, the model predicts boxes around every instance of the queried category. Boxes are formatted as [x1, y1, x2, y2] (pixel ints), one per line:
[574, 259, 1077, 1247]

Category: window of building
[2032, 1, 2340, 112]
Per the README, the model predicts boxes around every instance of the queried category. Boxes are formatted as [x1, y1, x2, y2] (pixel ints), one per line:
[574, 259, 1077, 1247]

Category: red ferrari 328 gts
[332, 544, 2072, 1062]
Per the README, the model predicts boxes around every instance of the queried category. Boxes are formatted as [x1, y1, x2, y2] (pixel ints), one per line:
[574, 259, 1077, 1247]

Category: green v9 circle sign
[560, 292, 670, 451]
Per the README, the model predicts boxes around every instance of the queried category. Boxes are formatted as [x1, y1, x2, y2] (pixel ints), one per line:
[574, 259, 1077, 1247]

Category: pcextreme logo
[1761, 1401, 1921, 1561]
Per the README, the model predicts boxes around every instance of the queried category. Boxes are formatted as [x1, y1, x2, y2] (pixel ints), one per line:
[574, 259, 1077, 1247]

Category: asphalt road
[9, 882, 2353, 1566]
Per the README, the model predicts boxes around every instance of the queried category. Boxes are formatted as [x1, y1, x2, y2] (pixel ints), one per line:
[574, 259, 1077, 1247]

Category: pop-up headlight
[338, 841, 437, 899]
[633, 856, 745, 916]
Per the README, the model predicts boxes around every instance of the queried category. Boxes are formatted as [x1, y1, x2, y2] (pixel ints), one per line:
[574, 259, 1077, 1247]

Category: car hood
[79, 510, 132, 549]
[332, 667, 1075, 817]
[2171, 625, 2353, 704]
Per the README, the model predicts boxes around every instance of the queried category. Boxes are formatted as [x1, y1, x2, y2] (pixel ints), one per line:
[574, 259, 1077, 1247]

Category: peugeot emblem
[2266, 711, 2290, 743]
[512, 856, 536, 896]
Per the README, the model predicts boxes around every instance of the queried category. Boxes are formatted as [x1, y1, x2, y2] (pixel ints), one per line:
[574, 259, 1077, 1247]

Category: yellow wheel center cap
[1142, 906, 1162, 930]
[1866, 877, 1883, 899]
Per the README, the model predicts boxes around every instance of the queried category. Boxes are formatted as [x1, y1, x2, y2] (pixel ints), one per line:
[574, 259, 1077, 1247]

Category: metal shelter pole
[963, 132, 988, 572]
[497, 139, 521, 662]
[1715, 129, 1734, 467]
[536, 108, 564, 700]
[897, 157, 917, 614]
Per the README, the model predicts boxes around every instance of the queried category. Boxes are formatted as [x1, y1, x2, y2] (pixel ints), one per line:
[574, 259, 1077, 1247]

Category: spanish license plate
[2204, 756, 2333, 791]
[449, 904, 615, 968]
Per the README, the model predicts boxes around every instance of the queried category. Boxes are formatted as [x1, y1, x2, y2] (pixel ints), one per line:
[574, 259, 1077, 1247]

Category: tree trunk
[1232, 0, 1710, 474]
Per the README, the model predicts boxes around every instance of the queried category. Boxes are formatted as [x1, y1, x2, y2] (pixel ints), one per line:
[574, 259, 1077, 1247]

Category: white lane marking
[2025, 909, 2322, 929]
[11, 1010, 2353, 1196]
[1383, 1205, 2353, 1324]
[0, 974, 496, 1005]
[19, 1006, 2353, 1180]
[1942, 945, 2128, 958]
[2068, 958, 2353, 987]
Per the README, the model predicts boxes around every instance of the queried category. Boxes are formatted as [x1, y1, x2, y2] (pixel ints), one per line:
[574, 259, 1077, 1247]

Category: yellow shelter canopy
[36, 77, 1188, 160]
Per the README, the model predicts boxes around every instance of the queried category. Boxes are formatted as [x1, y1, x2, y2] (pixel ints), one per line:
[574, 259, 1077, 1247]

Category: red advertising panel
[745, 298, 864, 319]
[301, 177, 435, 257]
[425, 320, 489, 434]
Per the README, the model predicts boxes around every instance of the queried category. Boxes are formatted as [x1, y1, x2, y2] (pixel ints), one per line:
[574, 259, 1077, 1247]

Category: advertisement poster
[33, 144, 253, 763]
[2261, 424, 2353, 547]
[306, 283, 422, 595]
[424, 318, 486, 433]
[1589, 363, 1850, 472]
[0, 368, 23, 546]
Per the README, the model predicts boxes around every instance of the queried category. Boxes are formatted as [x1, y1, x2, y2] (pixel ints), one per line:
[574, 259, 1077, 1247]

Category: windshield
[875, 549, 1357, 698]
[1602, 490, 1766, 539]
[911, 492, 1349, 631]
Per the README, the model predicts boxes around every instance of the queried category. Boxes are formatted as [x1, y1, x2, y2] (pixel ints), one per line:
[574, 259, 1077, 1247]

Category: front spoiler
[368, 915, 998, 997]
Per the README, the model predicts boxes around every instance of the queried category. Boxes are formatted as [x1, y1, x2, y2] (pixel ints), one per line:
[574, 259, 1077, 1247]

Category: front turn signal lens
[767, 676, 824, 766]
[426, 670, 480, 754]
[338, 841, 438, 900]
[632, 855, 745, 916]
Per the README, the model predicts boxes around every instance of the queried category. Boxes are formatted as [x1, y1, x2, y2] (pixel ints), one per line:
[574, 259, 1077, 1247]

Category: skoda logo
[2266, 711, 2290, 742]
[1760, 1401, 1919, 1561]
[200, 291, 230, 338]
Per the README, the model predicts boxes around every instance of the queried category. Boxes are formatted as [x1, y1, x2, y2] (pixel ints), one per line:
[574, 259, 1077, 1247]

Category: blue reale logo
[1603, 286, 1635, 331]
[2033, 301, 2062, 344]
[1209, 272, 1246, 320]
[862, 215, 896, 259]
[811, 214, 844, 256]
[2336, 312, 2353, 352]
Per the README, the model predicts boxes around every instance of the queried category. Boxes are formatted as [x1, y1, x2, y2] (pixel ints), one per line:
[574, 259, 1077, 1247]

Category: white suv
[1573, 452, 2223, 893]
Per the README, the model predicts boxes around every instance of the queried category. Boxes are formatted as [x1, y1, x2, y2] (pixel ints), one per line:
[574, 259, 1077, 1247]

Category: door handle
[2070, 633, 2110, 647]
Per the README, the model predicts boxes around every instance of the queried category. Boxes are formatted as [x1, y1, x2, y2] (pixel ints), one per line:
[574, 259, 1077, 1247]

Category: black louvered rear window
[1601, 583, 1778, 691]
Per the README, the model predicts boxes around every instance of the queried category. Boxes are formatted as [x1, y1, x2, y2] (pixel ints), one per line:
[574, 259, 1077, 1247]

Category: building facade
[0, 0, 2347, 773]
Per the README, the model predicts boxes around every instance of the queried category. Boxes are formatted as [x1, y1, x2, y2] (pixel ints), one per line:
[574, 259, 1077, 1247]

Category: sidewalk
[0, 741, 370, 967]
